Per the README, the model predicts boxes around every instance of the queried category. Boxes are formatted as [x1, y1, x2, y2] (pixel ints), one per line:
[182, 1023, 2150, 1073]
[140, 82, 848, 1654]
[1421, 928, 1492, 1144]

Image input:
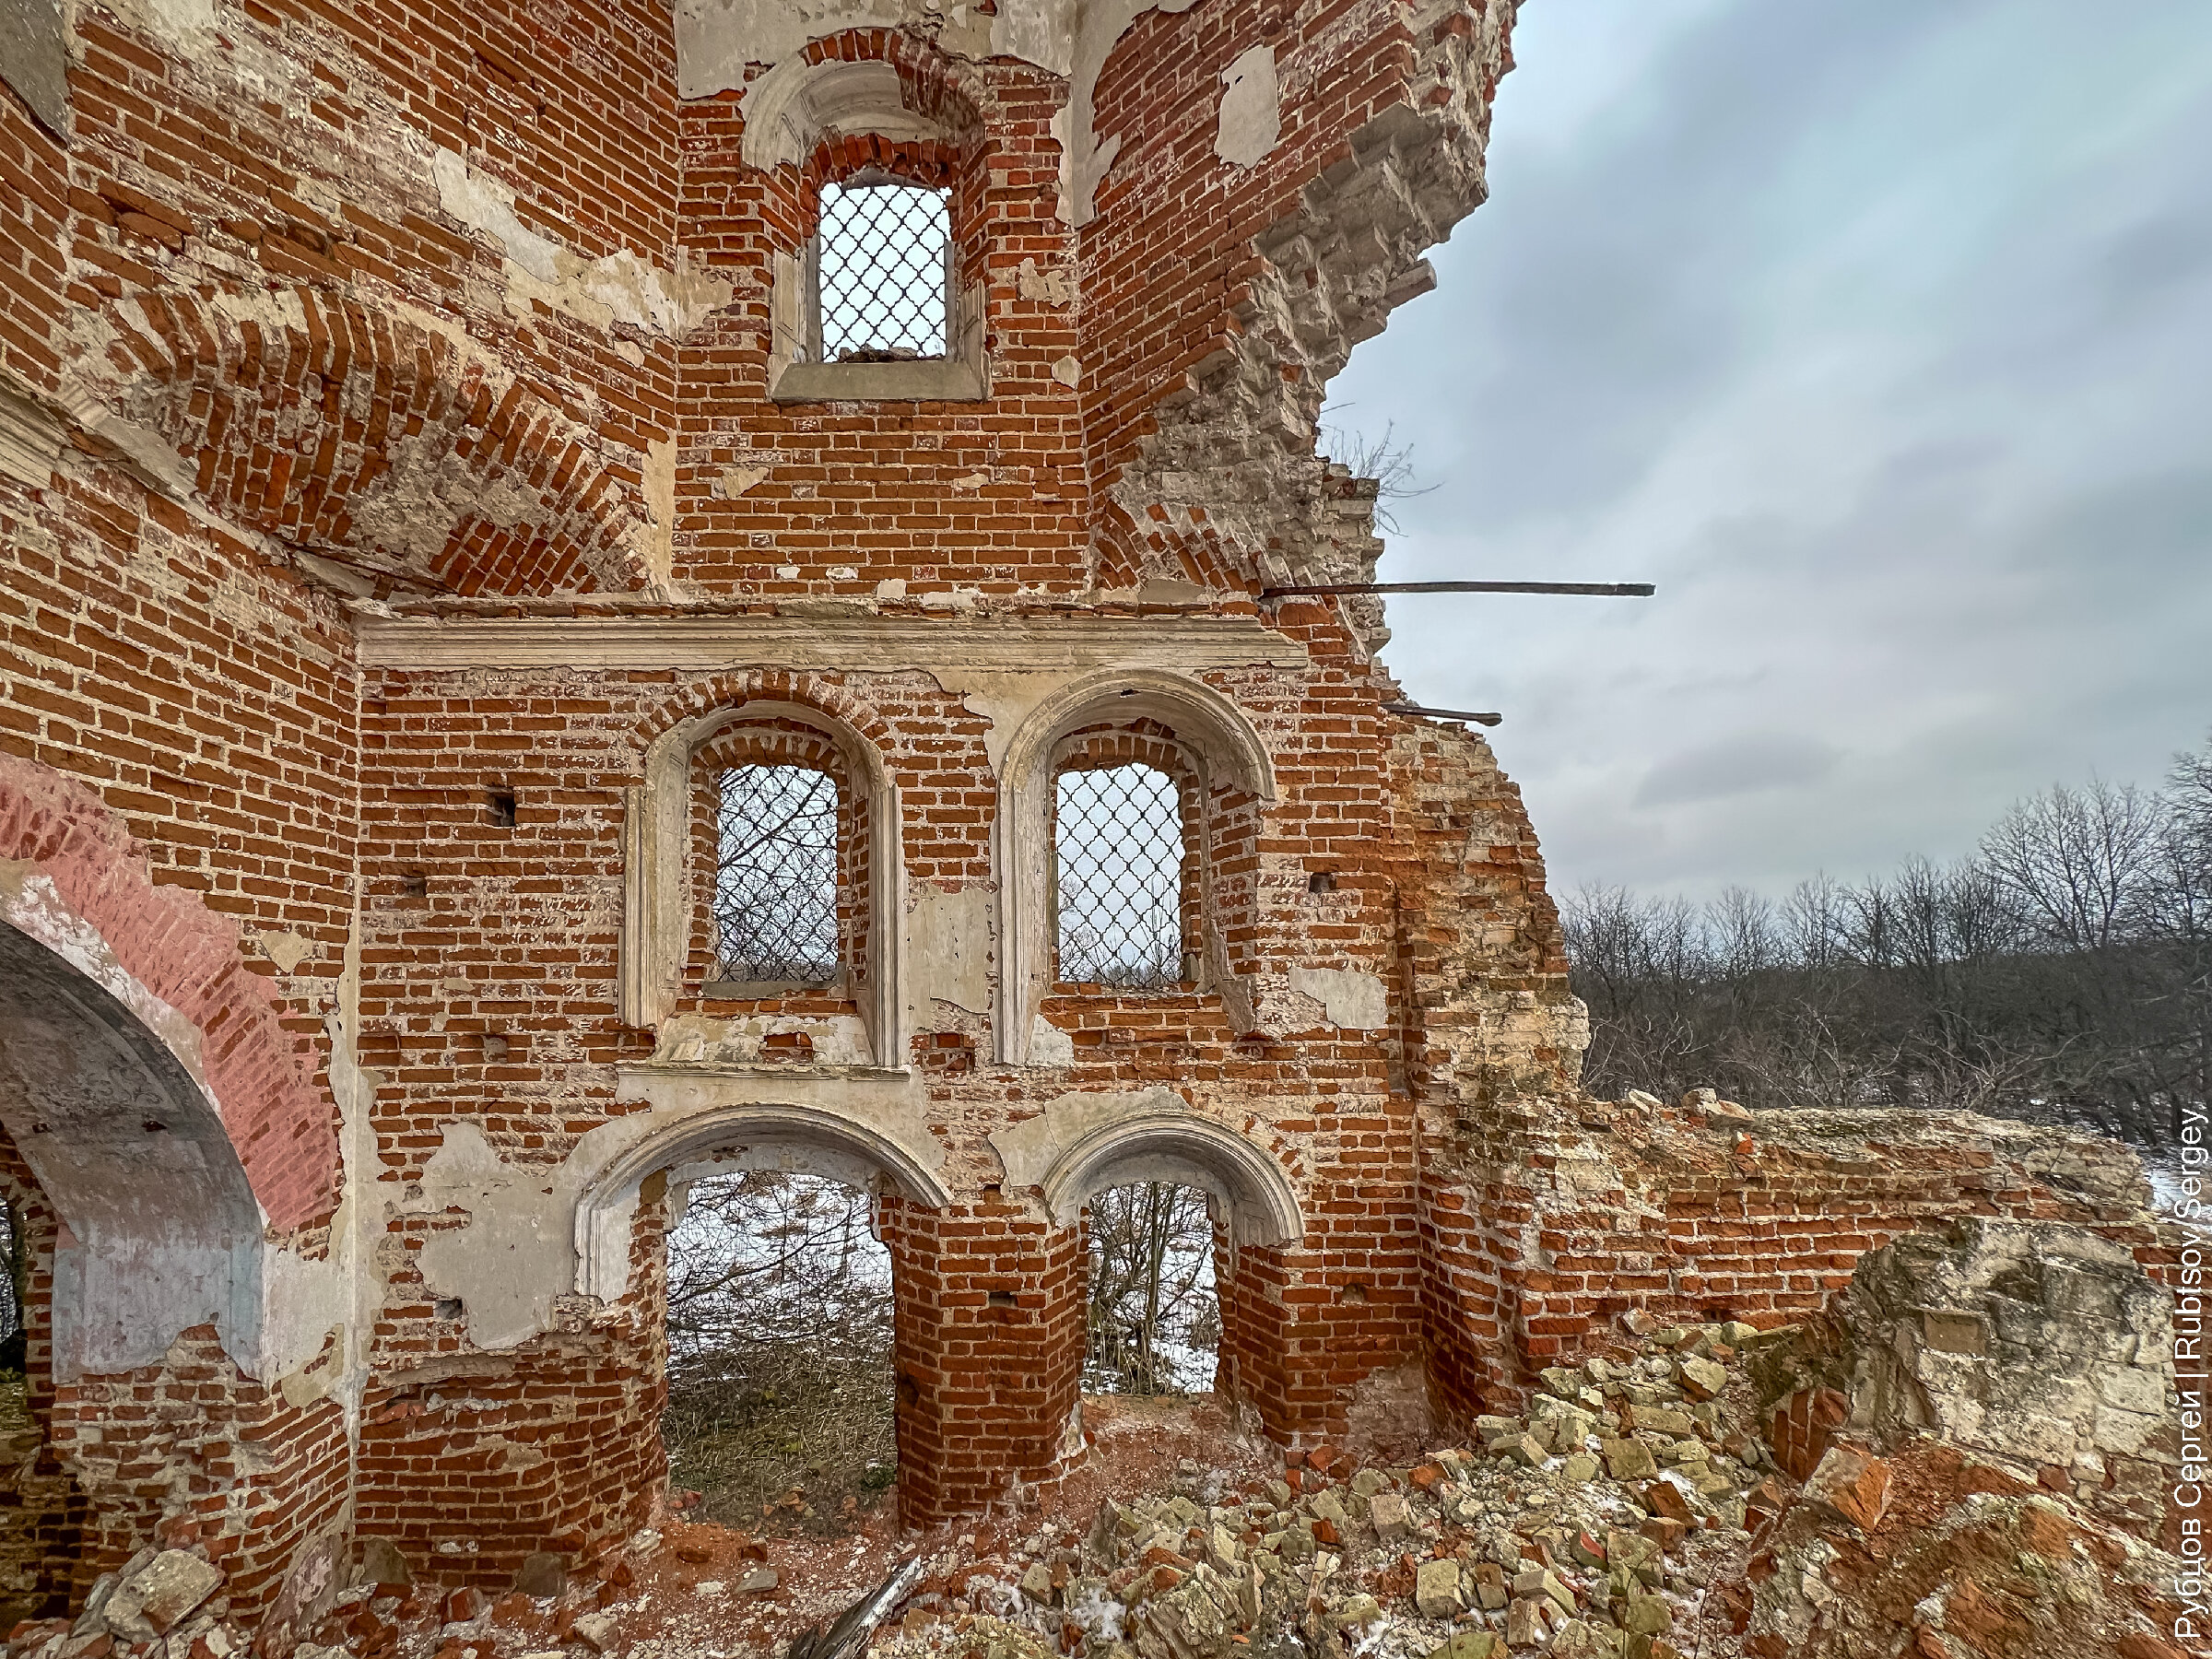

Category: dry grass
[662, 1171, 897, 1536]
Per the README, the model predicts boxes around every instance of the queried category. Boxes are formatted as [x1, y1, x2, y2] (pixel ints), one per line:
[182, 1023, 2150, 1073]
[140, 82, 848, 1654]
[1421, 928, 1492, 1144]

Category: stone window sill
[769, 358, 986, 405]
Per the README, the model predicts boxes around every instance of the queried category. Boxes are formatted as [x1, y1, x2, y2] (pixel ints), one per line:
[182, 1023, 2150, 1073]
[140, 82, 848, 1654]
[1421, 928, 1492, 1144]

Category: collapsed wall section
[1419, 1088, 2169, 1425]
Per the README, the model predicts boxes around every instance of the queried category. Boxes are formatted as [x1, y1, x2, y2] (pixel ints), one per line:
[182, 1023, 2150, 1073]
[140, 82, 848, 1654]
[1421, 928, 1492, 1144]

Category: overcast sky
[1334, 0, 2212, 902]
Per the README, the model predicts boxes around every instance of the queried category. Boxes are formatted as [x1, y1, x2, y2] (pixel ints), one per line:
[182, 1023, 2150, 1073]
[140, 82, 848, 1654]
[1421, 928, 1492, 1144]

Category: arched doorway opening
[660, 1168, 897, 1534]
[579, 1098, 947, 1535]
[0, 917, 264, 1610]
[1081, 1182, 1222, 1396]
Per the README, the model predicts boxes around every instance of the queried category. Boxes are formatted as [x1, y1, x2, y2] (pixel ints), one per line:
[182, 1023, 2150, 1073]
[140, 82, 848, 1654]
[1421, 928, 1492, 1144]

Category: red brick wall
[1421, 1100, 2169, 1423]
[354, 1178, 668, 1584]
[0, 92, 66, 396]
[6, 0, 2170, 1608]
[883, 1192, 1087, 1527]
[0, 488, 349, 1234]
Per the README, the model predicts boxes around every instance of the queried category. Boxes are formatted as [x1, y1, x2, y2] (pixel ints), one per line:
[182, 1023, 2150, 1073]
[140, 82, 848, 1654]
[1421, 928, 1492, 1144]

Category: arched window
[1053, 762, 1190, 989]
[817, 177, 951, 362]
[622, 700, 904, 1063]
[994, 672, 1277, 1063]
[713, 764, 841, 988]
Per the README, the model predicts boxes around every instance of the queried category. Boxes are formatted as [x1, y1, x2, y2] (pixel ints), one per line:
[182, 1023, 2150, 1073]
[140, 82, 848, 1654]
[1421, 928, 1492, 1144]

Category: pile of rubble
[9, 1547, 241, 1659]
[879, 1319, 1796, 1659]
[4, 1219, 2189, 1659]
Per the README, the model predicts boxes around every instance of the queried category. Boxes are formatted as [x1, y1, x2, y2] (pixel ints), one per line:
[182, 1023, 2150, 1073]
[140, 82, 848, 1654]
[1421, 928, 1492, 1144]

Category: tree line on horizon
[1561, 734, 2212, 1151]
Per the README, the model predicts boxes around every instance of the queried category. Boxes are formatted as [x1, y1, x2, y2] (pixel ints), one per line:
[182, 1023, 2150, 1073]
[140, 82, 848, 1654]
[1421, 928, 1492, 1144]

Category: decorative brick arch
[0, 752, 338, 1236]
[620, 674, 906, 1059]
[93, 284, 651, 597]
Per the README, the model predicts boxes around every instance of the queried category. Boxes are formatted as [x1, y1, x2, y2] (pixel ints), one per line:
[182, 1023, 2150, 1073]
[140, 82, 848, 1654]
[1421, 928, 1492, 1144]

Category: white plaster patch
[652, 1012, 875, 1066]
[1051, 355, 1082, 389]
[430, 150, 734, 339]
[410, 1070, 955, 1348]
[713, 465, 771, 499]
[1027, 1015, 1075, 1067]
[98, 0, 217, 53]
[1018, 258, 1077, 307]
[909, 887, 992, 1018]
[952, 471, 990, 491]
[414, 1123, 569, 1353]
[1287, 966, 1387, 1031]
[1214, 44, 1280, 167]
[252, 930, 315, 973]
[641, 437, 677, 589]
[345, 429, 543, 569]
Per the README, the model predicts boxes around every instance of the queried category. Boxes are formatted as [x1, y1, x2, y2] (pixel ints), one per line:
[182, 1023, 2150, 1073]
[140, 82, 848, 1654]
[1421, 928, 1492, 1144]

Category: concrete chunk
[104, 1551, 224, 1636]
[1414, 1557, 1462, 1618]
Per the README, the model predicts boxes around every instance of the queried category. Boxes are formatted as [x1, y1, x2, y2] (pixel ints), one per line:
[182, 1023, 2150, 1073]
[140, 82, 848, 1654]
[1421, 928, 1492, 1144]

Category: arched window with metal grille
[713, 764, 842, 987]
[1053, 762, 1190, 990]
[817, 177, 951, 363]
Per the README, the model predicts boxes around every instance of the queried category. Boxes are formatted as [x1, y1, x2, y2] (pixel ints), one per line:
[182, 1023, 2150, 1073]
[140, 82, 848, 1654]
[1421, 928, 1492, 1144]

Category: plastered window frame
[622, 701, 906, 1067]
[994, 671, 1276, 1064]
[771, 204, 986, 404]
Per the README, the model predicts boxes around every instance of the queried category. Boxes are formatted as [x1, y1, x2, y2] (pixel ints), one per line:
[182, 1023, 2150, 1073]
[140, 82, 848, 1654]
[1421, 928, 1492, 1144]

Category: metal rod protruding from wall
[1259, 581, 1655, 598]
[1383, 702, 1503, 727]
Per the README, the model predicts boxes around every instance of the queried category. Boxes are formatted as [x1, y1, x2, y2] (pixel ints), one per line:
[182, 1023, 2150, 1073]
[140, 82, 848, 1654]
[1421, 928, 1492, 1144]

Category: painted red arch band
[0, 751, 339, 1234]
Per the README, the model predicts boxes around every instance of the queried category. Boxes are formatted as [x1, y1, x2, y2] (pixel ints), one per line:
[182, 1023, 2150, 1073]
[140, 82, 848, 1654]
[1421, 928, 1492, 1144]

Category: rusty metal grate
[818, 179, 950, 361]
[715, 765, 840, 984]
[1054, 763, 1185, 988]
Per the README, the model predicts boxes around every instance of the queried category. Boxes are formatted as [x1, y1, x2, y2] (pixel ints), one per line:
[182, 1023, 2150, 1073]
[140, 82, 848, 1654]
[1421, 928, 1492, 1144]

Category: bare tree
[1561, 742, 2212, 1149]
[1316, 411, 1439, 535]
[661, 1171, 897, 1531]
[1982, 778, 2165, 950]
[1084, 1182, 1219, 1395]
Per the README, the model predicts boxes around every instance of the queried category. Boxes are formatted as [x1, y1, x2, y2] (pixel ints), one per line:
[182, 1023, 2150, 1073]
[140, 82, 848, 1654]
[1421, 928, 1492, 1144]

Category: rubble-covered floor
[13, 1326, 2193, 1659]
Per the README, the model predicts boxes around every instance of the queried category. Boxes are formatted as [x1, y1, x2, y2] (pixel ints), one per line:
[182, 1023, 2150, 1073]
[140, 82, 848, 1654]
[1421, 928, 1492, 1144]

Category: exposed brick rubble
[29, 1230, 2171, 1659]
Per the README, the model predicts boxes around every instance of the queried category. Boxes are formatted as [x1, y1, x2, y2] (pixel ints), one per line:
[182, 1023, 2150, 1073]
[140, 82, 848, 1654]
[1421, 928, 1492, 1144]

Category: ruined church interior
[0, 0, 2189, 1653]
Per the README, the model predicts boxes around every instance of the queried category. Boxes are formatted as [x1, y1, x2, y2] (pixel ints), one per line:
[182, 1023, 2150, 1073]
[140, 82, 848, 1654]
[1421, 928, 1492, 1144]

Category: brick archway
[90, 285, 652, 597]
[0, 752, 337, 1235]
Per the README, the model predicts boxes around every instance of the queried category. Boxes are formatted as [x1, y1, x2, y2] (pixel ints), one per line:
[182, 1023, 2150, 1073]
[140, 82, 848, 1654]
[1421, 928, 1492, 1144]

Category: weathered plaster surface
[671, 0, 1206, 227]
[653, 1010, 876, 1065]
[1214, 44, 1279, 167]
[410, 1066, 949, 1349]
[0, 0, 66, 136]
[1026, 1014, 1076, 1067]
[430, 149, 734, 339]
[988, 1085, 1301, 1243]
[739, 57, 948, 171]
[1286, 965, 1387, 1031]
[908, 887, 992, 1019]
[352, 614, 1309, 681]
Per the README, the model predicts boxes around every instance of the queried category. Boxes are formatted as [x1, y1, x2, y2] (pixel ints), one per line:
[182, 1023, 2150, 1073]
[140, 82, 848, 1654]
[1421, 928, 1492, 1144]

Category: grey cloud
[1634, 731, 1844, 807]
[1333, 0, 2212, 900]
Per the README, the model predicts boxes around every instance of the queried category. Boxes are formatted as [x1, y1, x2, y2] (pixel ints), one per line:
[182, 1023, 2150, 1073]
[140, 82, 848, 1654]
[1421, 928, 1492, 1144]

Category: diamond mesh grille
[818, 181, 950, 361]
[715, 765, 841, 983]
[1054, 764, 1186, 988]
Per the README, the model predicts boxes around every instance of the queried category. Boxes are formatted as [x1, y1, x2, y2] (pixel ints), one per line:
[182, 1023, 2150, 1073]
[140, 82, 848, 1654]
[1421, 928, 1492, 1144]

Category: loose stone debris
[25, 1257, 2179, 1659]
